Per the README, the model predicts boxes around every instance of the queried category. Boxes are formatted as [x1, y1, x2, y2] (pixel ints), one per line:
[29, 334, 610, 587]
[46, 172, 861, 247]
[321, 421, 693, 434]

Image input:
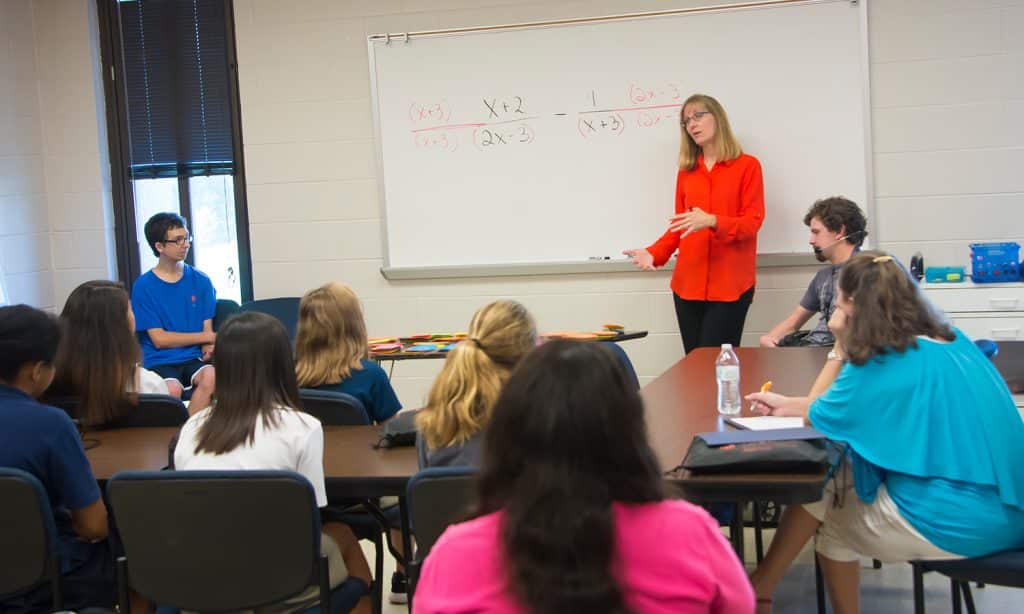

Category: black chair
[297, 389, 389, 612]
[0, 468, 63, 611]
[107, 470, 368, 614]
[912, 550, 1024, 614]
[239, 297, 301, 341]
[405, 467, 476, 605]
[299, 389, 371, 426]
[602, 341, 640, 389]
[213, 298, 241, 331]
[44, 394, 188, 428]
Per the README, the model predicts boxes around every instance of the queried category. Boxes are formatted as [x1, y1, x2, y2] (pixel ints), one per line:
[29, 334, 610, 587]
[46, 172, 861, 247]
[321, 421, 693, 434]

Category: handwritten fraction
[407, 82, 684, 152]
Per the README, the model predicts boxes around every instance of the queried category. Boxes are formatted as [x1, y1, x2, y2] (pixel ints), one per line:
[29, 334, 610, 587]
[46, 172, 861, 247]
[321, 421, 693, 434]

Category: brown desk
[642, 346, 832, 503]
[992, 340, 1024, 394]
[86, 347, 833, 499]
[371, 330, 648, 362]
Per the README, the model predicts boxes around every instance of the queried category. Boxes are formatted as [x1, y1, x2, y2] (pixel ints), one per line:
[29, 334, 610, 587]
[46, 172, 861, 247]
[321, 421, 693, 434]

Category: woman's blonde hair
[417, 300, 536, 449]
[678, 93, 743, 171]
[837, 251, 954, 365]
[295, 282, 368, 387]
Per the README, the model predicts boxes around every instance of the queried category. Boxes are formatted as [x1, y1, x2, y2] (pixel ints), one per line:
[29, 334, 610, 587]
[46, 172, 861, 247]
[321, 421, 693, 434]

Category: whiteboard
[368, 0, 871, 275]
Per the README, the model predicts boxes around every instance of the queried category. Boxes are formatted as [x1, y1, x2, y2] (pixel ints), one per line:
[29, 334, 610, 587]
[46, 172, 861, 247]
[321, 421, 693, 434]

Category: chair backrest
[108, 394, 188, 428]
[107, 470, 321, 611]
[214, 298, 242, 331]
[43, 394, 188, 429]
[239, 297, 301, 341]
[0, 468, 61, 607]
[602, 341, 640, 390]
[299, 389, 370, 426]
[406, 467, 477, 562]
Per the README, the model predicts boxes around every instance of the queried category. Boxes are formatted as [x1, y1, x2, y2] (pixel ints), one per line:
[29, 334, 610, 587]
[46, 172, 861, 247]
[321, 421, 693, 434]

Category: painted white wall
[4, 0, 1021, 408]
[1, 0, 116, 311]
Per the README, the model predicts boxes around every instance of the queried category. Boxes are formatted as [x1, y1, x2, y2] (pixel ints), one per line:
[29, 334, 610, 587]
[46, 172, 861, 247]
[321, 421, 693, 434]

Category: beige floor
[363, 527, 1024, 613]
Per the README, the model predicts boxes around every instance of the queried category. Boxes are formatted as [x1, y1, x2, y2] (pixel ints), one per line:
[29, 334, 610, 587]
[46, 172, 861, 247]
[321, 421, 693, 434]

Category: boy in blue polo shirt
[131, 212, 216, 412]
[0, 305, 114, 610]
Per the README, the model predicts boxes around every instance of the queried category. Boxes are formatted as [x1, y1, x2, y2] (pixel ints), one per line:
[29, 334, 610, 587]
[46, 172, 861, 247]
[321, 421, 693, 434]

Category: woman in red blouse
[624, 93, 765, 353]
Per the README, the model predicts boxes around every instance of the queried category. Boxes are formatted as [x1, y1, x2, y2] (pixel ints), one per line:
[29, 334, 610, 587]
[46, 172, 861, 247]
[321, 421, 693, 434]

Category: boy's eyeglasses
[161, 234, 193, 246]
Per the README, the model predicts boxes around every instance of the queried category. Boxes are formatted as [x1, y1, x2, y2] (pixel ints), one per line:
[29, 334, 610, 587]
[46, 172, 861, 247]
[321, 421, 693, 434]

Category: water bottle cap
[721, 343, 732, 349]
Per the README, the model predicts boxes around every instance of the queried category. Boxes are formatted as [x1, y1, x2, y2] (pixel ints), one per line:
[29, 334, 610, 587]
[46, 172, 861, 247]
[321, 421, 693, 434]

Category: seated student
[131, 212, 215, 412]
[295, 282, 401, 424]
[49, 280, 177, 427]
[746, 252, 1024, 614]
[760, 196, 867, 347]
[415, 299, 536, 469]
[0, 305, 114, 611]
[415, 340, 755, 614]
[173, 311, 372, 613]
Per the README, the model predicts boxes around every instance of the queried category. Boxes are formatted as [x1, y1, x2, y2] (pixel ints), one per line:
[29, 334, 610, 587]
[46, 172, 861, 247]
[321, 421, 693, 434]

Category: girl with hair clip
[415, 299, 536, 468]
[295, 282, 401, 424]
[414, 340, 755, 614]
[174, 312, 373, 613]
[624, 93, 764, 353]
[746, 251, 1024, 614]
[50, 280, 190, 427]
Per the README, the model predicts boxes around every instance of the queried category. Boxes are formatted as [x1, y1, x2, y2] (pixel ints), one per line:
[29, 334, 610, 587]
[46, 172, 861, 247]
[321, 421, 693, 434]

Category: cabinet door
[949, 316, 1024, 341]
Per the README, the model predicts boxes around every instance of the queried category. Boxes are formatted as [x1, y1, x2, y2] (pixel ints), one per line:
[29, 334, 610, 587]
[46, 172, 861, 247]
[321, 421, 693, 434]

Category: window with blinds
[98, 0, 251, 303]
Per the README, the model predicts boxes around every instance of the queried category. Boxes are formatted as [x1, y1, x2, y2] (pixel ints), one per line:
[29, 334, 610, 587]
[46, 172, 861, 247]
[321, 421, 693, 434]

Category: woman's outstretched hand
[623, 248, 656, 271]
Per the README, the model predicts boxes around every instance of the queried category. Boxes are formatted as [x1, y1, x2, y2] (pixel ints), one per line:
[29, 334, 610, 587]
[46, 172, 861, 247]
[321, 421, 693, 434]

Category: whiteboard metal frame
[367, 0, 872, 280]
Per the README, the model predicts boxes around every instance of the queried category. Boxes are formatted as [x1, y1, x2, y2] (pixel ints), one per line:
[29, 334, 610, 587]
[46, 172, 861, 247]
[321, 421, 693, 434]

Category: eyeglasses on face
[161, 234, 193, 246]
[681, 110, 711, 128]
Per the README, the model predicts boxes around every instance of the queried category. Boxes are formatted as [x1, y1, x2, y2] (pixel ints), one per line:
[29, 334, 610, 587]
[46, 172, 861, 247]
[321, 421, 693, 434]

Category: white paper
[725, 416, 806, 430]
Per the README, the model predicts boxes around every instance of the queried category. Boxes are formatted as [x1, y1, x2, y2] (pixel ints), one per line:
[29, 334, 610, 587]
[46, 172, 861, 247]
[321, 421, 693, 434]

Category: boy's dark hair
[0, 305, 61, 381]
[803, 196, 868, 246]
[143, 212, 188, 257]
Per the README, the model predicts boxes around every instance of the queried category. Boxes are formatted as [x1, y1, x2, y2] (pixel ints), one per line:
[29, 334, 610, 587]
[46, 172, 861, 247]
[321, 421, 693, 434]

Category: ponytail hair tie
[469, 337, 486, 351]
[872, 255, 894, 264]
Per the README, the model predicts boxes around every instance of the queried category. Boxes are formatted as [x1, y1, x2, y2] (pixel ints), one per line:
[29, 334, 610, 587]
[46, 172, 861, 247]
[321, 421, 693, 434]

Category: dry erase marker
[587, 256, 611, 260]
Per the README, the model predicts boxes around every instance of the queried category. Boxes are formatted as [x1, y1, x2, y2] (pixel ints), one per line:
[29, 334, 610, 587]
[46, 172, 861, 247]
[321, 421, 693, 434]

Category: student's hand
[669, 207, 717, 237]
[759, 334, 779, 348]
[201, 343, 215, 361]
[622, 248, 656, 271]
[745, 391, 804, 417]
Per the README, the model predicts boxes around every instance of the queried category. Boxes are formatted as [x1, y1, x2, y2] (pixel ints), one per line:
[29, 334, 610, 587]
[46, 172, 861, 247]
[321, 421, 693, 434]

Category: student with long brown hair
[415, 299, 536, 468]
[50, 280, 191, 427]
[294, 282, 401, 423]
[746, 252, 1024, 614]
[624, 93, 764, 353]
[174, 312, 373, 613]
[415, 341, 754, 613]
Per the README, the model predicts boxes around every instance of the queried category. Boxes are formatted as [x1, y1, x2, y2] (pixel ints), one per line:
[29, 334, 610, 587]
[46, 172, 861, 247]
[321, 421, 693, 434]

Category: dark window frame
[95, 0, 253, 301]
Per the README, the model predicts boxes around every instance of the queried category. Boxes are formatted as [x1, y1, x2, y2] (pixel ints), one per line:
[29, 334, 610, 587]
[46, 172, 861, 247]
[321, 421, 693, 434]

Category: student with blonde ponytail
[416, 299, 536, 468]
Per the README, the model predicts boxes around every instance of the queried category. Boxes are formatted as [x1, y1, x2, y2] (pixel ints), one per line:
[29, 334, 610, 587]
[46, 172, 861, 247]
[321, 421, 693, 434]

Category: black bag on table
[681, 436, 841, 474]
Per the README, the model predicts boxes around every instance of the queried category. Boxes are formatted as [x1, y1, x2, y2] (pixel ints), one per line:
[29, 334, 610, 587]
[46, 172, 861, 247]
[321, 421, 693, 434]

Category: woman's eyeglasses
[681, 111, 710, 127]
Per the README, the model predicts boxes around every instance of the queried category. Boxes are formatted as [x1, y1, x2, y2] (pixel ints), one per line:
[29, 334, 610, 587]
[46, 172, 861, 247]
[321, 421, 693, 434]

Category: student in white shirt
[174, 311, 372, 613]
[50, 280, 179, 427]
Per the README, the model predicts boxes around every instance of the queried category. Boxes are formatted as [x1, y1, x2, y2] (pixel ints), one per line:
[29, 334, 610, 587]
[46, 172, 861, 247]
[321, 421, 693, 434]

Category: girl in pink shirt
[414, 340, 754, 614]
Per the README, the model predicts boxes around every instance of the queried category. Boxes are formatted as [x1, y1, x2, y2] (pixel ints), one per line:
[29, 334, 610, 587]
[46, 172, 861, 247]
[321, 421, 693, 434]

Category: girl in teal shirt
[746, 252, 1024, 614]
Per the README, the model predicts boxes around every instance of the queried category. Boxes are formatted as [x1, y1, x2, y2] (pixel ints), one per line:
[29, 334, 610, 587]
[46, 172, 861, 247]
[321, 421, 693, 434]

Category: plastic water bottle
[716, 343, 741, 415]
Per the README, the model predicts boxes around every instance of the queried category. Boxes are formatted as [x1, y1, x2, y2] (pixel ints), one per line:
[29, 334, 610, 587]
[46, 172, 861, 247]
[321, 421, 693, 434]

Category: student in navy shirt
[130, 212, 216, 413]
[0, 305, 114, 610]
[294, 282, 401, 424]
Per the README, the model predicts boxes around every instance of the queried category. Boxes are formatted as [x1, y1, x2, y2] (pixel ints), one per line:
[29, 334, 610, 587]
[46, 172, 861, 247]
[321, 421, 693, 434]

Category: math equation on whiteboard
[407, 82, 683, 153]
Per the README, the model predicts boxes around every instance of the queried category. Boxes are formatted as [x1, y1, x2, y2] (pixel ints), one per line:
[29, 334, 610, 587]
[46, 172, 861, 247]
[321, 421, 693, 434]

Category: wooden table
[370, 329, 648, 362]
[643, 346, 832, 503]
